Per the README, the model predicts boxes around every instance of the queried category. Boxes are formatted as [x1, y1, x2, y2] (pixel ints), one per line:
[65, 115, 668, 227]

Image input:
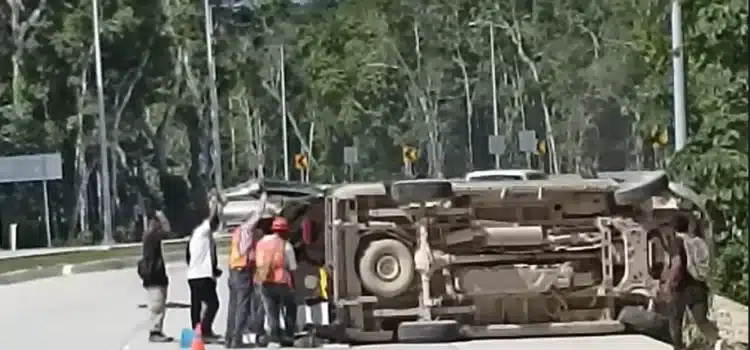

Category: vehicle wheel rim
[375, 255, 400, 281]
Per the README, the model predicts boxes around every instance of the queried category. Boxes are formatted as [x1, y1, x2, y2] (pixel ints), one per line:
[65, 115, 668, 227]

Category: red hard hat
[271, 217, 289, 233]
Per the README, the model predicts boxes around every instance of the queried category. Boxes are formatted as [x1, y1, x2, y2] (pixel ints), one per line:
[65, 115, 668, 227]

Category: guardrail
[0, 233, 231, 261]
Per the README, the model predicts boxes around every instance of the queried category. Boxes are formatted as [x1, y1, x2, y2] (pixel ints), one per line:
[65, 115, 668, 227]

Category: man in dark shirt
[658, 219, 722, 350]
[137, 210, 174, 343]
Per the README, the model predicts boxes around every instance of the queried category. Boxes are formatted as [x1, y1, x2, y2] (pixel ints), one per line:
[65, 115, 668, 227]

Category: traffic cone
[191, 323, 205, 350]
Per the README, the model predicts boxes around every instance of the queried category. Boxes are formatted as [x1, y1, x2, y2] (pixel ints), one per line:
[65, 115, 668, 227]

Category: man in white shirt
[187, 196, 223, 343]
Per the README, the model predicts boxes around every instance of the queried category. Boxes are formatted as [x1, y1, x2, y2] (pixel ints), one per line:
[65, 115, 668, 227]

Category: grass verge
[0, 240, 229, 274]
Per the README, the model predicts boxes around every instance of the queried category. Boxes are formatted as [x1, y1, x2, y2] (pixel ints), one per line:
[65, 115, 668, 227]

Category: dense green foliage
[0, 0, 746, 301]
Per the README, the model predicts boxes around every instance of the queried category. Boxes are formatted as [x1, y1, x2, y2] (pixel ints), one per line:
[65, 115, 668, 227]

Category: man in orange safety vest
[225, 193, 268, 348]
[254, 216, 298, 347]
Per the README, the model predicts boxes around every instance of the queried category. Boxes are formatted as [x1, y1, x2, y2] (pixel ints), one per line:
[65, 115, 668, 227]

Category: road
[0, 260, 671, 350]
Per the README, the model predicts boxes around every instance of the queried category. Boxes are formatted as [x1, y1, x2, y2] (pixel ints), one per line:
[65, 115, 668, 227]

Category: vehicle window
[469, 175, 522, 181]
[526, 173, 549, 180]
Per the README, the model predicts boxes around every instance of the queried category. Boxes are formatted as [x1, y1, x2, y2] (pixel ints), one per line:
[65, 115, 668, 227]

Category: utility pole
[91, 0, 113, 245]
[671, 0, 687, 151]
[280, 46, 290, 181]
[203, 0, 223, 191]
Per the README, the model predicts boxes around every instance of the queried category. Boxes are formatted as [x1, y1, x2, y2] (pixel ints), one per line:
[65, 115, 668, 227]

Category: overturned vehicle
[316, 171, 713, 343]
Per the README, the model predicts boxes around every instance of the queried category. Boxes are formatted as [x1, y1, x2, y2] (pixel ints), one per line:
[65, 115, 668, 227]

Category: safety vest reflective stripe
[255, 235, 291, 286]
[318, 267, 328, 300]
[228, 227, 248, 270]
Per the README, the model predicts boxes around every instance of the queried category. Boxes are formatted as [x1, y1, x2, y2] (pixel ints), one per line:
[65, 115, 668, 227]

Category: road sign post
[402, 146, 418, 177]
[343, 147, 358, 182]
[247, 153, 264, 179]
[9, 223, 17, 251]
[518, 130, 537, 168]
[293, 153, 309, 183]
[488, 135, 506, 169]
[0, 153, 62, 248]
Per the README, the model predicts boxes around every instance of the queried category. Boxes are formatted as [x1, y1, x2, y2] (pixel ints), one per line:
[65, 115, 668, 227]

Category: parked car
[463, 169, 549, 181]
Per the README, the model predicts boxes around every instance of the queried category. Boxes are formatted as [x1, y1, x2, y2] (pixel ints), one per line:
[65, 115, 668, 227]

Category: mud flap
[397, 320, 461, 343]
[598, 171, 670, 205]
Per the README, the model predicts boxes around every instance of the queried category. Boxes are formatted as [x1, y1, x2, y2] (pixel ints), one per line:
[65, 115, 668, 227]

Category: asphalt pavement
[0, 259, 671, 350]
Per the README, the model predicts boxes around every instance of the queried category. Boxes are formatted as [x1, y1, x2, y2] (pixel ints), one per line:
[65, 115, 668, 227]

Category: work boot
[148, 332, 174, 343]
[255, 334, 269, 347]
[226, 337, 255, 348]
[203, 331, 223, 344]
[234, 341, 255, 348]
[280, 335, 295, 348]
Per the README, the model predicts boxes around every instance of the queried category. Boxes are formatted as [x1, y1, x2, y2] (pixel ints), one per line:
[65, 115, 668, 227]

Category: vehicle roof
[224, 179, 325, 199]
[464, 169, 547, 178]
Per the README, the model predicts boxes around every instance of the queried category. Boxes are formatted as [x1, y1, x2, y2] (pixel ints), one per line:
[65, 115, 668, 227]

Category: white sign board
[0, 153, 62, 184]
[247, 153, 260, 168]
[488, 135, 506, 155]
[518, 130, 538, 153]
[343, 147, 358, 165]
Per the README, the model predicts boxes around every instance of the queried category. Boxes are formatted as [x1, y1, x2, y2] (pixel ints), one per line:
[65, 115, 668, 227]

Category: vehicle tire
[358, 239, 415, 298]
[397, 320, 461, 343]
[617, 306, 672, 344]
[611, 171, 669, 205]
[390, 179, 454, 205]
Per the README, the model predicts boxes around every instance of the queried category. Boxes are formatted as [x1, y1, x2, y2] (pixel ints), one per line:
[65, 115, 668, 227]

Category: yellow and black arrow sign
[294, 153, 308, 171]
[402, 146, 418, 163]
[535, 139, 547, 155]
[649, 125, 669, 148]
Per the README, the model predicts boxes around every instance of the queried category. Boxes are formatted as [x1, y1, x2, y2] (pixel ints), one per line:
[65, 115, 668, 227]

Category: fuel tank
[445, 225, 546, 247]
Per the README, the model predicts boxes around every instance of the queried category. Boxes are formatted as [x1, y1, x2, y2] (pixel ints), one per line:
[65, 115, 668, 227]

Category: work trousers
[145, 286, 168, 333]
[251, 288, 266, 335]
[259, 282, 297, 345]
[225, 268, 261, 342]
[668, 282, 720, 350]
[188, 277, 220, 335]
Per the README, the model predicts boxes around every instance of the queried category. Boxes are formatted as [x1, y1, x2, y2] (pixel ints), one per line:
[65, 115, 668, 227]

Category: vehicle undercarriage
[318, 172, 711, 343]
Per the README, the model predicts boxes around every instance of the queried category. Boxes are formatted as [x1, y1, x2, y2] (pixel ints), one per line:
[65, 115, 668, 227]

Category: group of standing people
[137, 193, 300, 348]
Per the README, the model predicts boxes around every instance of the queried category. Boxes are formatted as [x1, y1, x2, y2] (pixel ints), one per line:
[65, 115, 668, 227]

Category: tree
[0, 0, 746, 302]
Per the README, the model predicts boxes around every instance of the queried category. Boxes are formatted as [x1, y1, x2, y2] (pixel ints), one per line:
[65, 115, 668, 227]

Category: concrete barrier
[712, 295, 748, 345]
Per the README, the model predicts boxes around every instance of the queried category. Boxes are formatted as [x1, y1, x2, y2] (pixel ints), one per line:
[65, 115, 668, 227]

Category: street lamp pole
[91, 0, 113, 245]
[469, 20, 501, 169]
[280, 46, 290, 181]
[203, 0, 223, 191]
[489, 24, 500, 169]
[671, 0, 687, 151]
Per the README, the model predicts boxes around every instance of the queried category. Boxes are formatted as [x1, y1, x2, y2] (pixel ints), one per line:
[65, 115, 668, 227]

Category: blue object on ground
[179, 328, 193, 349]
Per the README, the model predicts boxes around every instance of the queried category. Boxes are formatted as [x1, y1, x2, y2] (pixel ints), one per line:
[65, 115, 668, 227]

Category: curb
[0, 249, 228, 285]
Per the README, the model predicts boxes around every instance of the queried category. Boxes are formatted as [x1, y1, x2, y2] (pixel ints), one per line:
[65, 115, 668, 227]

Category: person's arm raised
[206, 195, 223, 232]
[195, 196, 218, 238]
